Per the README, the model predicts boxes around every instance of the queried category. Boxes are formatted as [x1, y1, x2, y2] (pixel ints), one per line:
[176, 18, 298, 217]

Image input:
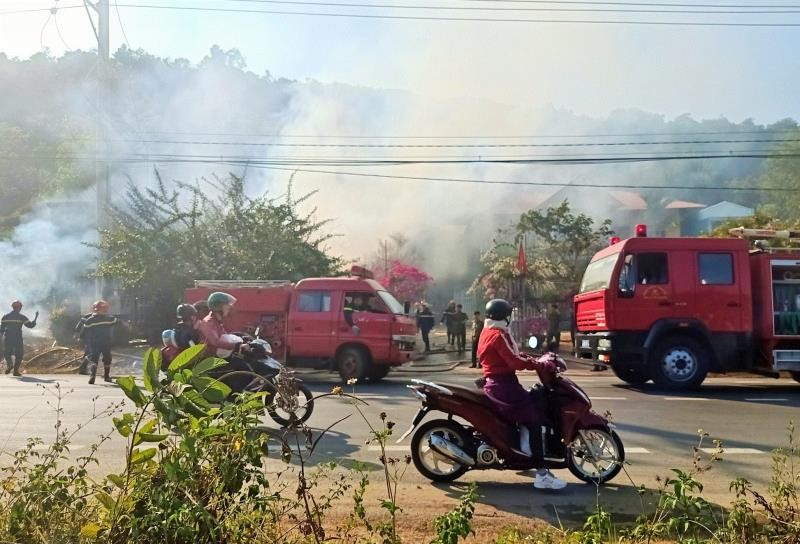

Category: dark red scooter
[399, 337, 624, 484]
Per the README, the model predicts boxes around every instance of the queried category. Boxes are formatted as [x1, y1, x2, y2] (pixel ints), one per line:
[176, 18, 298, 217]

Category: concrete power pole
[87, 0, 110, 297]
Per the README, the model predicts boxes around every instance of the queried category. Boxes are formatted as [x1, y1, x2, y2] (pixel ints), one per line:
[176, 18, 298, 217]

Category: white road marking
[591, 397, 627, 401]
[701, 447, 763, 454]
[745, 398, 788, 402]
[663, 397, 711, 401]
[368, 445, 410, 452]
[368, 445, 652, 454]
[31, 444, 85, 451]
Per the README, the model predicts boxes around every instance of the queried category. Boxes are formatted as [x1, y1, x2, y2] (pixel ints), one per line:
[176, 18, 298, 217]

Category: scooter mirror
[528, 336, 539, 349]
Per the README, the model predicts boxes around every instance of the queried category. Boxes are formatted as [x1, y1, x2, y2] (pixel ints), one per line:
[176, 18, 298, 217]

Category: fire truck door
[614, 251, 681, 329]
[289, 290, 333, 357]
[695, 251, 742, 332]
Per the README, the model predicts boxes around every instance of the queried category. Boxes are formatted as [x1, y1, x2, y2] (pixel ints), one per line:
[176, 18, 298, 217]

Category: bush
[49, 306, 80, 346]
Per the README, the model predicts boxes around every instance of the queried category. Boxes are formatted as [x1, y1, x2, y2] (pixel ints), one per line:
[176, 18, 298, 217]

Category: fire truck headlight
[598, 339, 612, 350]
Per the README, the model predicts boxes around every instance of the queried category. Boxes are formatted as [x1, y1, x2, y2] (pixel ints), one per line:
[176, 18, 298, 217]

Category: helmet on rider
[11, 300, 22, 311]
[176, 303, 197, 322]
[92, 300, 110, 314]
[207, 292, 237, 317]
[485, 298, 513, 322]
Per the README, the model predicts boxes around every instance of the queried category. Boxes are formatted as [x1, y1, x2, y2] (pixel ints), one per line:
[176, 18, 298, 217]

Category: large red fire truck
[184, 267, 418, 382]
[574, 225, 800, 390]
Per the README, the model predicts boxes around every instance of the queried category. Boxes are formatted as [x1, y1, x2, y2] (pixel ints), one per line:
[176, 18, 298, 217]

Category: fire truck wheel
[651, 336, 708, 390]
[367, 365, 391, 382]
[611, 364, 650, 386]
[791, 371, 800, 384]
[337, 347, 369, 383]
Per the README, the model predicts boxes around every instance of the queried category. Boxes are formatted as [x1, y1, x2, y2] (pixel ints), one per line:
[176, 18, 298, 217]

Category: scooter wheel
[266, 383, 314, 427]
[411, 419, 471, 483]
[567, 426, 625, 485]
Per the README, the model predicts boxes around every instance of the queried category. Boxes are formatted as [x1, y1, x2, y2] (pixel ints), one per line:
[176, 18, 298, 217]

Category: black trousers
[421, 329, 431, 351]
[471, 338, 479, 366]
[89, 344, 112, 377]
[4, 339, 23, 371]
[455, 330, 466, 352]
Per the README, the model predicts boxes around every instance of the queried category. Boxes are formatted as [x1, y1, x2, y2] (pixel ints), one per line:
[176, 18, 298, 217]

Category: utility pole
[86, 0, 110, 297]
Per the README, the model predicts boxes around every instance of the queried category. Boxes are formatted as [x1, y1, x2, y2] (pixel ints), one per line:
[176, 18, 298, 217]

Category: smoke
[0, 46, 793, 321]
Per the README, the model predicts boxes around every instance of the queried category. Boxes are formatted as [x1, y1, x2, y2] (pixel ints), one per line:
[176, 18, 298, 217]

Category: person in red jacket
[196, 292, 251, 358]
[477, 298, 566, 490]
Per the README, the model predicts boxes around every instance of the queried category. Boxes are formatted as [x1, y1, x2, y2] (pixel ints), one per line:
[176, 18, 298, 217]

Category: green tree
[473, 201, 612, 301]
[756, 128, 800, 218]
[93, 171, 341, 327]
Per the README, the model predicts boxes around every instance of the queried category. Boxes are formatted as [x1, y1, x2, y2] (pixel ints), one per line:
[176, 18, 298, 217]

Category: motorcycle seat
[440, 383, 496, 409]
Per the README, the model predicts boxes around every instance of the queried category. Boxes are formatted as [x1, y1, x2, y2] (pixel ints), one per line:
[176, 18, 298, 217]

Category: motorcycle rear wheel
[411, 419, 470, 483]
[266, 382, 314, 427]
[567, 426, 625, 484]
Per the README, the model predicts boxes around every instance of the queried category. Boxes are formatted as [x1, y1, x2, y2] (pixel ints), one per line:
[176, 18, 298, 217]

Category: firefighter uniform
[0, 310, 36, 375]
[75, 313, 92, 375]
[81, 313, 118, 383]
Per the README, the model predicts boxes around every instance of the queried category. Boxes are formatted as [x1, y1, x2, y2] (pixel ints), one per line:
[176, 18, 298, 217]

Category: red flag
[516, 242, 527, 276]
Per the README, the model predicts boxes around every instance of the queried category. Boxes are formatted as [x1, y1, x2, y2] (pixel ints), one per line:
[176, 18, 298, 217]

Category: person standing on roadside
[470, 310, 484, 368]
[547, 303, 562, 351]
[1, 300, 38, 376]
[417, 302, 435, 352]
[453, 304, 468, 353]
[440, 300, 456, 346]
[82, 300, 118, 384]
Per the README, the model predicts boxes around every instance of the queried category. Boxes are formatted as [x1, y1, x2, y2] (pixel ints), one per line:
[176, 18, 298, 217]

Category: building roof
[698, 201, 755, 221]
[609, 191, 648, 210]
[665, 200, 706, 209]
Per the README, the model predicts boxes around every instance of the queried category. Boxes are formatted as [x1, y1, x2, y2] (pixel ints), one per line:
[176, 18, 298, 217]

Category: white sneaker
[533, 470, 567, 490]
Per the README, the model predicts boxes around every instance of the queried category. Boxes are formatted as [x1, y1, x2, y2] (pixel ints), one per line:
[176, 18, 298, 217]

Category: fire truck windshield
[378, 291, 405, 314]
[579, 253, 620, 293]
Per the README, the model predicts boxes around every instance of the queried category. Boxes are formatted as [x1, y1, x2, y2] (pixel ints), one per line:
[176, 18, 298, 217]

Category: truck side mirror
[403, 301, 411, 315]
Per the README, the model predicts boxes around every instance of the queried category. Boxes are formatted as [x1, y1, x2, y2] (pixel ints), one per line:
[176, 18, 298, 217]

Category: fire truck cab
[574, 225, 800, 389]
[185, 267, 418, 382]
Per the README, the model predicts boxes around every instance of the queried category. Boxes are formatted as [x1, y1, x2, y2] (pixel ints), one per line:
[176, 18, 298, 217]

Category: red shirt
[196, 314, 240, 356]
[478, 327, 534, 378]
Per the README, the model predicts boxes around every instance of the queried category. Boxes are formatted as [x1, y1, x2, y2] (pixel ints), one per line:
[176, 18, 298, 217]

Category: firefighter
[75, 311, 93, 375]
[82, 300, 118, 384]
[1, 301, 38, 376]
[416, 302, 435, 352]
[453, 304, 468, 353]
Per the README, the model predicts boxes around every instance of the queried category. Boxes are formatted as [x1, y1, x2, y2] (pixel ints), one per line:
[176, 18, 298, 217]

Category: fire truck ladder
[194, 280, 291, 288]
[729, 227, 800, 241]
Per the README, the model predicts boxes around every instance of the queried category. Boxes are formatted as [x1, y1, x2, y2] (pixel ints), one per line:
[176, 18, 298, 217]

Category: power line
[104, 136, 800, 148]
[179, 162, 800, 192]
[112, 2, 800, 26]
[222, 0, 800, 14]
[123, 127, 800, 140]
[453, 0, 800, 8]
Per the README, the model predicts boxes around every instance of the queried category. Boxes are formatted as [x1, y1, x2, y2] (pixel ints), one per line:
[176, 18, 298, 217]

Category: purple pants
[484, 375, 547, 427]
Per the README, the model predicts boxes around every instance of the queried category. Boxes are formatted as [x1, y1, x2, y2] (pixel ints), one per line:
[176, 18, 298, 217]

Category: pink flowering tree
[377, 260, 433, 303]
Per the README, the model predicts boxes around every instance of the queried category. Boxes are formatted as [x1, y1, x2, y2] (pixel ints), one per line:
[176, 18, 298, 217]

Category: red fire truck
[184, 267, 418, 382]
[574, 225, 800, 390]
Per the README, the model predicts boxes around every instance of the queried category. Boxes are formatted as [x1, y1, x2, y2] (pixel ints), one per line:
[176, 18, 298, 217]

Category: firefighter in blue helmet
[1, 300, 38, 376]
[81, 300, 118, 384]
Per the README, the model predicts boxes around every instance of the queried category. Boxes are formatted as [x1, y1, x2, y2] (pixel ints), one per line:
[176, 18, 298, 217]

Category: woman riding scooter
[478, 298, 567, 490]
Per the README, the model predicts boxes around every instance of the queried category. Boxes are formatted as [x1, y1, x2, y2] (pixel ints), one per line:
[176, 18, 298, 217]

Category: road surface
[1, 363, 797, 526]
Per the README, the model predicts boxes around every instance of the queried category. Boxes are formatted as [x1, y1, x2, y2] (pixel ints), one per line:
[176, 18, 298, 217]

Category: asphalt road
[1, 364, 798, 524]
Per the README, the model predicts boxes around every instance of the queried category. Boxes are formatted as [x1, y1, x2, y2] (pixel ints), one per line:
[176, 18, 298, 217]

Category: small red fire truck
[574, 225, 800, 390]
[184, 267, 418, 382]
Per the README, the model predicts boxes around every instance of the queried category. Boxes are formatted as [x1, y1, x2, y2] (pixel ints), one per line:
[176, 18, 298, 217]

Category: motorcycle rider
[1, 300, 38, 376]
[197, 292, 251, 357]
[478, 298, 567, 490]
[174, 304, 200, 350]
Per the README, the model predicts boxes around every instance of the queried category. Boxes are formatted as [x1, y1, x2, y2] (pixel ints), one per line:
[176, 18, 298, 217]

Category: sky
[0, 0, 798, 124]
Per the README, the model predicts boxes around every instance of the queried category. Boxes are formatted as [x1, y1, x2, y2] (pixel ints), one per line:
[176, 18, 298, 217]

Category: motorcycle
[212, 333, 315, 427]
[398, 337, 624, 484]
